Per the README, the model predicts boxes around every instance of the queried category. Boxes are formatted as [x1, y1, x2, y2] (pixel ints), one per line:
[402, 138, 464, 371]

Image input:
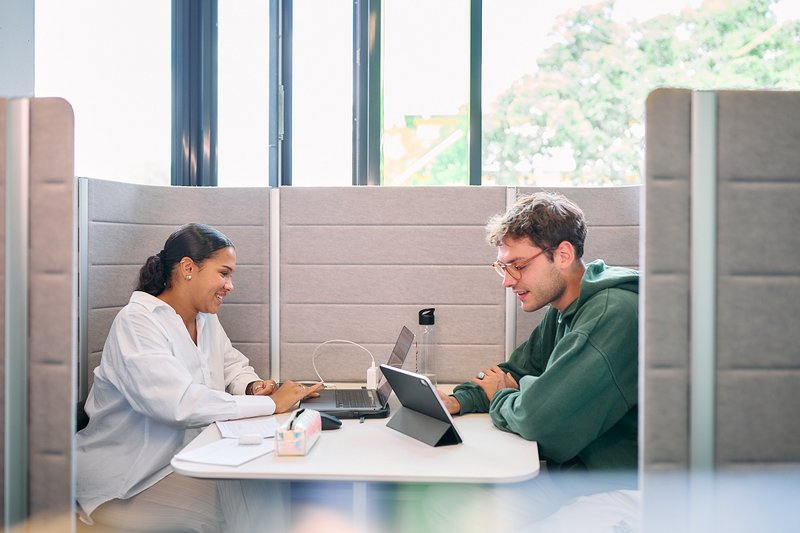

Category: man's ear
[552, 241, 576, 270]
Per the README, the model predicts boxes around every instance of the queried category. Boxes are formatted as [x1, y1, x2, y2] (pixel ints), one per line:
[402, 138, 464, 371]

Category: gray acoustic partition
[643, 88, 800, 531]
[81, 179, 272, 392]
[2, 98, 75, 529]
[279, 186, 507, 383]
[515, 186, 640, 347]
[714, 91, 800, 468]
[641, 88, 693, 532]
[29, 98, 75, 527]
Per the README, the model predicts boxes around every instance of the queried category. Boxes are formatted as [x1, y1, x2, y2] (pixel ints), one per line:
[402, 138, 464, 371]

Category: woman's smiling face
[188, 246, 236, 314]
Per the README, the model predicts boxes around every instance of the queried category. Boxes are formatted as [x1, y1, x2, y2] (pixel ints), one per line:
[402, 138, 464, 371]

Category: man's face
[496, 236, 566, 313]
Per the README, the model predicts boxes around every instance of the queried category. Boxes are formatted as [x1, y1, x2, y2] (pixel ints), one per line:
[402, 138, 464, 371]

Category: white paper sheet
[216, 418, 280, 439]
[173, 438, 275, 466]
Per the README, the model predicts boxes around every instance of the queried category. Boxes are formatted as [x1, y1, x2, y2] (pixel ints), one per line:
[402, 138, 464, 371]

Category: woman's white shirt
[76, 291, 276, 516]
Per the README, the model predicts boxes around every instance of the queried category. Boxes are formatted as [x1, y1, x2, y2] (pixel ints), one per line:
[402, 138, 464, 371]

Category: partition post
[503, 187, 517, 359]
[689, 89, 718, 532]
[4, 97, 29, 529]
[270, 188, 281, 381]
[78, 178, 89, 402]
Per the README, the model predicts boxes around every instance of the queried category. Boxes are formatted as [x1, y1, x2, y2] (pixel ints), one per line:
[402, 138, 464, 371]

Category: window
[35, 0, 170, 186]
[34, 0, 800, 188]
[382, 0, 470, 186]
[291, 0, 353, 186]
[481, 0, 800, 186]
[218, 0, 271, 187]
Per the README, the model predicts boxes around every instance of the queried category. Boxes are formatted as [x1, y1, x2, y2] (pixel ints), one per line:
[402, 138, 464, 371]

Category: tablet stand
[387, 406, 462, 447]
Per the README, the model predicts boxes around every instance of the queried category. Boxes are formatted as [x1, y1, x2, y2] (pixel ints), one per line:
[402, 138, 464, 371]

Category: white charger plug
[366, 362, 379, 389]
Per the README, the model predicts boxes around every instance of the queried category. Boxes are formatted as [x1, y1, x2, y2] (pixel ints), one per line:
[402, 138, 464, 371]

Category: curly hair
[486, 192, 586, 259]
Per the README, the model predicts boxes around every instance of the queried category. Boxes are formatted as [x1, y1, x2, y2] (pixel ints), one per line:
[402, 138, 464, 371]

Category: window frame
[175, 0, 485, 187]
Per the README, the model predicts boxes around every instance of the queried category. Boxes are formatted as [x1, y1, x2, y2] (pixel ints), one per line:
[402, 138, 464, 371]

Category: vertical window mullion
[172, 0, 217, 186]
[353, 0, 381, 186]
[469, 0, 482, 186]
[279, 0, 293, 186]
[269, 0, 281, 187]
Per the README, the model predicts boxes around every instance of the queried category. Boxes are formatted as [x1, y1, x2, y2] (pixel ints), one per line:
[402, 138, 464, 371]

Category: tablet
[379, 364, 463, 447]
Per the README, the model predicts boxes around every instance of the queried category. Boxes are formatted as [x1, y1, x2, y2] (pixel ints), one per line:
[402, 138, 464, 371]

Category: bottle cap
[419, 308, 435, 325]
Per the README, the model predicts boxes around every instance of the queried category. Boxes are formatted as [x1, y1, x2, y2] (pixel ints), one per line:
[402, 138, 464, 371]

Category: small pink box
[275, 409, 322, 456]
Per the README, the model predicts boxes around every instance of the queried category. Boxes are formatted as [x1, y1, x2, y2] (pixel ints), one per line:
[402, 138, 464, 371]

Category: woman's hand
[270, 380, 324, 413]
[249, 380, 279, 396]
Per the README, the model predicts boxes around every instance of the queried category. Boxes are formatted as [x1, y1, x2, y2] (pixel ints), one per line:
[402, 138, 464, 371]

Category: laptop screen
[376, 326, 415, 405]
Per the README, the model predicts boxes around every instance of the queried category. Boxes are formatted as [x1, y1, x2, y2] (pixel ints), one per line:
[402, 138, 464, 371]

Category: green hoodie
[453, 260, 639, 475]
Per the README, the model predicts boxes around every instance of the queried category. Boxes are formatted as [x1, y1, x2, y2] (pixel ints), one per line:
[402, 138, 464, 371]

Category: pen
[289, 409, 305, 429]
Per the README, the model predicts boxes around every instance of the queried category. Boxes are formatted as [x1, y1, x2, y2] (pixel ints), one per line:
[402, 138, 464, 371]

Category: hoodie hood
[565, 260, 639, 316]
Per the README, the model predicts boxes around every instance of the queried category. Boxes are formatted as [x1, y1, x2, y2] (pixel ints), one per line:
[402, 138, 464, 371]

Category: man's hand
[436, 389, 461, 415]
[471, 365, 518, 402]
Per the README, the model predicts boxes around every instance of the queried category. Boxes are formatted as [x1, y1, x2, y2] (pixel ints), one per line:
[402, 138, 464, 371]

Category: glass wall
[35, 0, 170, 186]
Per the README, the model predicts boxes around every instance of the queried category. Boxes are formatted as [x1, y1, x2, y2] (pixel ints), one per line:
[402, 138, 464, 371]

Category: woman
[76, 223, 322, 532]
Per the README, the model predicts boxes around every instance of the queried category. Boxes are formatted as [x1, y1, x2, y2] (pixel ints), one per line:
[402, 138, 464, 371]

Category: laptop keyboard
[336, 389, 372, 408]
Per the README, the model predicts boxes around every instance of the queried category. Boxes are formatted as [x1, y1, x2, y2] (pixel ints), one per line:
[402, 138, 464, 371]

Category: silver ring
[477, 371, 485, 379]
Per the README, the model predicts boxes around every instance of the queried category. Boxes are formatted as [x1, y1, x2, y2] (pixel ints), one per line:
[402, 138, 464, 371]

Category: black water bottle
[416, 308, 437, 386]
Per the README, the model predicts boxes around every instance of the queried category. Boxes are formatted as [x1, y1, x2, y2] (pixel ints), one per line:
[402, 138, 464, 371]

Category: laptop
[299, 326, 415, 419]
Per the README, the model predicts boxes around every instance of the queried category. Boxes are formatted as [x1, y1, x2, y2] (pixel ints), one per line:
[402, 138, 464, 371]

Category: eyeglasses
[490, 248, 550, 280]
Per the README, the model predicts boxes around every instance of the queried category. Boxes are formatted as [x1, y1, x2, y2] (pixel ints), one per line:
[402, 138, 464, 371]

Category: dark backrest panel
[515, 186, 640, 347]
[83, 179, 271, 389]
[279, 186, 507, 383]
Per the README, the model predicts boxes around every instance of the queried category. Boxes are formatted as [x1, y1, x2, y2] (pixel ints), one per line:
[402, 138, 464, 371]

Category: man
[429, 192, 639, 532]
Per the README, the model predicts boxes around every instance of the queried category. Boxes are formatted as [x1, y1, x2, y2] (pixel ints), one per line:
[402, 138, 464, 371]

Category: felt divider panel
[643, 89, 800, 472]
[641, 89, 693, 532]
[639, 89, 691, 531]
[642, 89, 800, 532]
[279, 186, 507, 383]
[714, 91, 800, 466]
[84, 179, 271, 388]
[514, 186, 641, 347]
[28, 98, 75, 524]
[642, 89, 692, 472]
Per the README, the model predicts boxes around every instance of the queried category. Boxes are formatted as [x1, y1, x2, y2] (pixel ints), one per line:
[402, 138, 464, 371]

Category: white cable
[311, 340, 375, 384]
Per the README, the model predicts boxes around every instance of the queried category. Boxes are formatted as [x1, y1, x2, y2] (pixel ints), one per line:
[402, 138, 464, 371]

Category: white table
[171, 392, 539, 530]
[171, 392, 539, 484]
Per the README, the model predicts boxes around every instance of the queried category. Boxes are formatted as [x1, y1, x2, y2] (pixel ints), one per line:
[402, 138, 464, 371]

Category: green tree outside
[481, 0, 800, 186]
